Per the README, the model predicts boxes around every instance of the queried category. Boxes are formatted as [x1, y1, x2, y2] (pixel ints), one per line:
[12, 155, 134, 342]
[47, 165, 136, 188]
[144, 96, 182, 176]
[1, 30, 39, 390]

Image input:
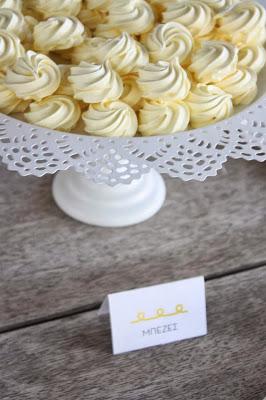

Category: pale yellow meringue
[0, 71, 29, 114]
[0, 0, 21, 11]
[31, 0, 82, 18]
[121, 74, 142, 110]
[5, 50, 61, 101]
[82, 101, 138, 137]
[216, 1, 266, 45]
[69, 60, 123, 103]
[34, 17, 85, 53]
[185, 84, 233, 128]
[216, 67, 258, 105]
[0, 8, 26, 41]
[95, 0, 155, 38]
[189, 41, 238, 83]
[56, 64, 74, 97]
[141, 21, 194, 65]
[0, 30, 24, 71]
[25, 95, 81, 131]
[138, 60, 191, 101]
[72, 33, 149, 75]
[163, 0, 215, 37]
[139, 99, 190, 136]
[238, 45, 266, 74]
[99, 33, 149, 74]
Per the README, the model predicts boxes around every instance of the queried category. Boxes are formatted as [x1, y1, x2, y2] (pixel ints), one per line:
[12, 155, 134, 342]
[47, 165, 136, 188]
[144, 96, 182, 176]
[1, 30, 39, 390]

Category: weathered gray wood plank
[0, 159, 266, 329]
[0, 267, 265, 400]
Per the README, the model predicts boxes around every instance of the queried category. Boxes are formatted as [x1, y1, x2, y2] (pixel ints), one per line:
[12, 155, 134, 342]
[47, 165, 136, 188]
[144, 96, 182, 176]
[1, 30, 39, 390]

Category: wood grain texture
[0, 267, 265, 400]
[0, 159, 266, 329]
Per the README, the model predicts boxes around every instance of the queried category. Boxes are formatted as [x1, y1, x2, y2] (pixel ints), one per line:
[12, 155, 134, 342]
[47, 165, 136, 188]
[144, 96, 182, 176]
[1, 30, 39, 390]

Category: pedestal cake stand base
[52, 169, 166, 227]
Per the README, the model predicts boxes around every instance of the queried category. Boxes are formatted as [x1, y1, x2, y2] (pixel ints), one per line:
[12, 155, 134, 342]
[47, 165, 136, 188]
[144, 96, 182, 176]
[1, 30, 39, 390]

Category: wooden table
[0, 159, 265, 400]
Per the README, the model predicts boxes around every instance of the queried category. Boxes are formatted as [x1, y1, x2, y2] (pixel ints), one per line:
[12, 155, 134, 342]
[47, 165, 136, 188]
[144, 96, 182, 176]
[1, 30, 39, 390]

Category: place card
[99, 276, 207, 355]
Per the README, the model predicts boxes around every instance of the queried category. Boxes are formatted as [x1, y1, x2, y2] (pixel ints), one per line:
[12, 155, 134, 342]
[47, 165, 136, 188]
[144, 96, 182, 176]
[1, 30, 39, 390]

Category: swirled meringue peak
[0, 0, 22, 11]
[163, 0, 215, 37]
[95, 0, 155, 37]
[139, 99, 190, 136]
[238, 45, 266, 74]
[216, 1, 266, 45]
[0, 71, 29, 114]
[216, 67, 258, 105]
[0, 30, 24, 71]
[137, 59, 191, 101]
[34, 17, 85, 52]
[141, 22, 194, 65]
[72, 33, 149, 74]
[5, 50, 61, 101]
[121, 74, 142, 110]
[200, 0, 240, 12]
[189, 41, 238, 83]
[69, 60, 123, 103]
[25, 95, 81, 131]
[82, 101, 138, 137]
[185, 84, 233, 128]
[32, 0, 82, 18]
[0, 8, 26, 41]
[100, 33, 149, 74]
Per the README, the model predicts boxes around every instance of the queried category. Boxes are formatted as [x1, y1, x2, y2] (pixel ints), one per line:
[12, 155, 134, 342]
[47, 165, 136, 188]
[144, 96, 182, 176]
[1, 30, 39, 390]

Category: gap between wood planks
[0, 260, 265, 336]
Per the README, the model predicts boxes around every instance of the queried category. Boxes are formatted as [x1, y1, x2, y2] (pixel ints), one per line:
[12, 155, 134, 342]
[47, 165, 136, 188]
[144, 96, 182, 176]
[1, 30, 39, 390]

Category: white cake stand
[0, 67, 265, 227]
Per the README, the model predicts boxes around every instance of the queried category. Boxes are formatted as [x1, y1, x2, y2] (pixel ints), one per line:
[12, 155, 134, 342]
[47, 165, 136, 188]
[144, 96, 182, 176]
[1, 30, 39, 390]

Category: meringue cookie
[185, 84, 233, 128]
[95, 0, 155, 38]
[0, 71, 29, 114]
[139, 99, 190, 136]
[5, 50, 61, 101]
[69, 60, 123, 103]
[34, 17, 85, 52]
[0, 8, 26, 41]
[82, 101, 138, 137]
[163, 0, 215, 37]
[0, 30, 24, 71]
[25, 95, 81, 131]
[216, 67, 258, 105]
[137, 59, 191, 101]
[56, 64, 74, 97]
[189, 41, 238, 83]
[72, 33, 149, 75]
[0, 0, 22, 11]
[238, 45, 266, 74]
[99, 33, 149, 74]
[121, 74, 142, 110]
[31, 0, 82, 18]
[141, 22, 193, 65]
[216, 1, 266, 45]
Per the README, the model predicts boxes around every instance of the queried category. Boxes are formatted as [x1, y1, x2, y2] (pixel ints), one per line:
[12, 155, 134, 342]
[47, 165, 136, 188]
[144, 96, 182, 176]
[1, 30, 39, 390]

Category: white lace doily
[0, 73, 265, 186]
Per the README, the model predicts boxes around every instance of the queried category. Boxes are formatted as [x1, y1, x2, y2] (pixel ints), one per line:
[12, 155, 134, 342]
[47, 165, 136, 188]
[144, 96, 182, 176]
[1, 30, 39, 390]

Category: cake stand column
[52, 169, 166, 227]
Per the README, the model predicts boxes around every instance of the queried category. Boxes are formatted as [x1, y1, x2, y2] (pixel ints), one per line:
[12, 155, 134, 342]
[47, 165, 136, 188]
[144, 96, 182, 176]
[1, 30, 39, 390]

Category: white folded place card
[99, 276, 207, 355]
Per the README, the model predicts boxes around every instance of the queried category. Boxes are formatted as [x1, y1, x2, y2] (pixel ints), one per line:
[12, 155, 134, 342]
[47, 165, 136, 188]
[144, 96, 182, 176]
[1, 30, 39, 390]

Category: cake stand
[0, 67, 265, 227]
